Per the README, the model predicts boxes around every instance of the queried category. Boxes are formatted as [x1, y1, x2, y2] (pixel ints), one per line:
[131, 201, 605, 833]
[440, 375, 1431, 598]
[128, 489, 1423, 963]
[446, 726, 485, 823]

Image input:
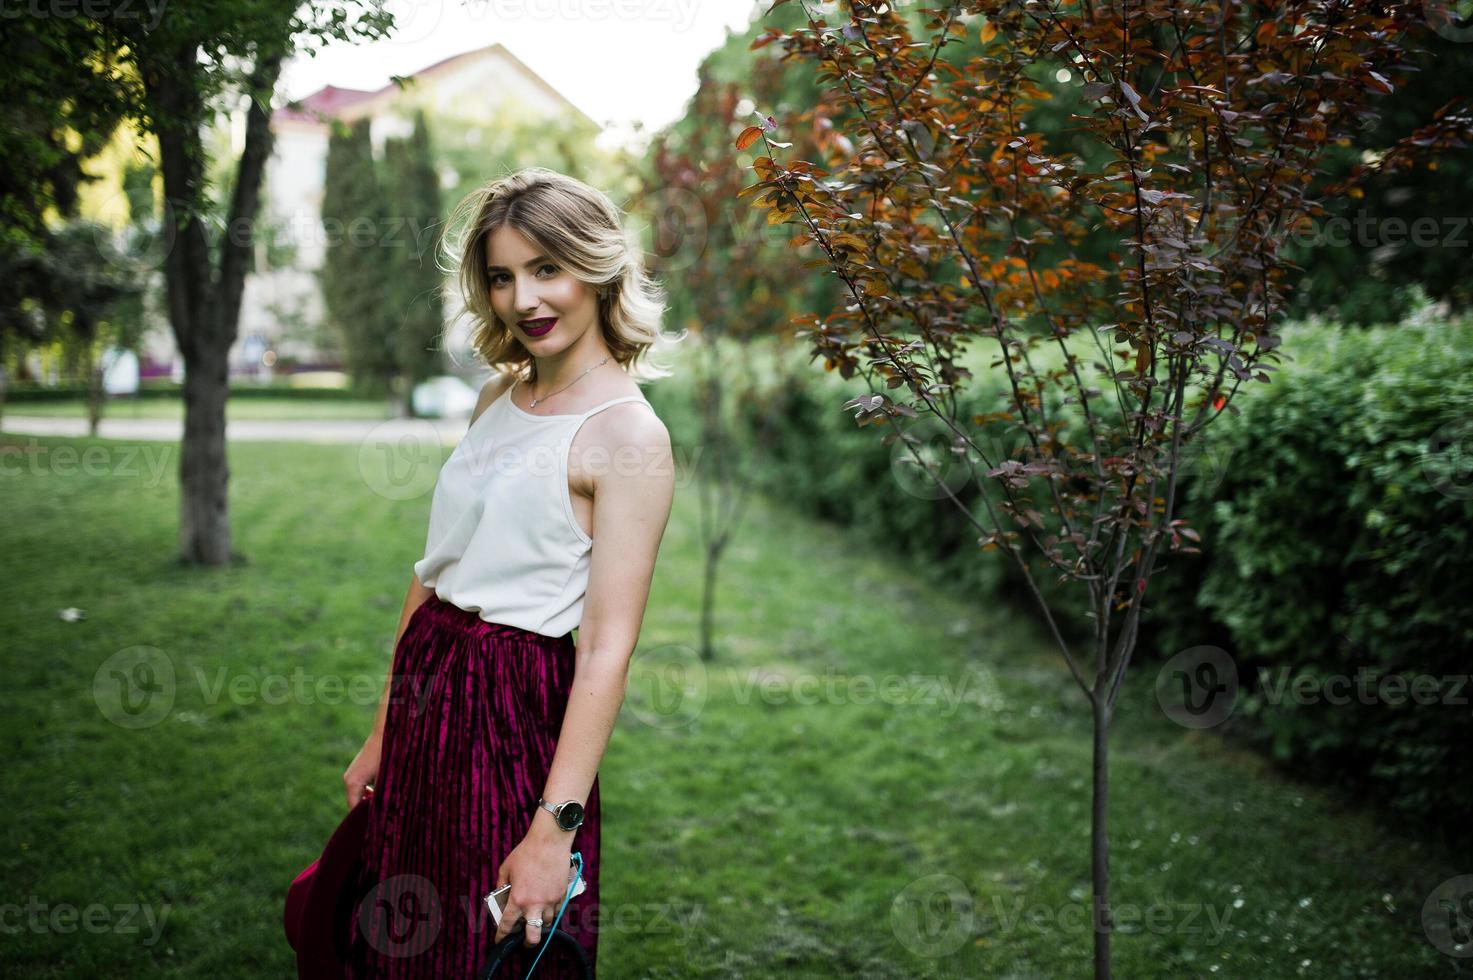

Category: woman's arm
[494, 403, 675, 945]
[368, 571, 436, 738]
[347, 569, 435, 806]
[531, 407, 674, 838]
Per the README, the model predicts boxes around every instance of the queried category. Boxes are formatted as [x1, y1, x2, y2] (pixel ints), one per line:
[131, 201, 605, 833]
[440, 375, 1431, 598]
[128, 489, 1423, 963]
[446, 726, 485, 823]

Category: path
[0, 414, 468, 446]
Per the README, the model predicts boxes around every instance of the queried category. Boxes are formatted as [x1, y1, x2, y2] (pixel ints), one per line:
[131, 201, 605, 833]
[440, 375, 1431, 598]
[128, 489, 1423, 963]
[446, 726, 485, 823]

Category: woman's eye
[488, 265, 557, 288]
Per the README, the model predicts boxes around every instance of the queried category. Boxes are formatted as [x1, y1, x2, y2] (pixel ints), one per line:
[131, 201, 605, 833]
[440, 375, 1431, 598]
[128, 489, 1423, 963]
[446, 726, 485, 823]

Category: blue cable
[523, 851, 583, 979]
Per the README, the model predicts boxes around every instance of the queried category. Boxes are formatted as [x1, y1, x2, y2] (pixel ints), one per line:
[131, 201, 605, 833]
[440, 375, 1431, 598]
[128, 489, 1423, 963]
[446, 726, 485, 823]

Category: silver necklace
[529, 356, 610, 408]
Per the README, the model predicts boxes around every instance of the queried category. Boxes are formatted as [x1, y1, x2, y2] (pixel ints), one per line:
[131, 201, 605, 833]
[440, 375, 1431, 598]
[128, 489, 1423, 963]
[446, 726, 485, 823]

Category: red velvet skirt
[345, 594, 600, 979]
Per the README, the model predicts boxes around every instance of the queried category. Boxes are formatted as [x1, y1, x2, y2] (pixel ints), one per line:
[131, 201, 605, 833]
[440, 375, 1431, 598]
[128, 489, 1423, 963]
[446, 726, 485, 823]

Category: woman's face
[484, 224, 599, 354]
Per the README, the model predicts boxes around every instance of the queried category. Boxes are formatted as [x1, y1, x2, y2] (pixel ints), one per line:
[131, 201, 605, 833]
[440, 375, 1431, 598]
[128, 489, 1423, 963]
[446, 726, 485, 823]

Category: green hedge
[3, 382, 374, 402]
[1146, 318, 1473, 829]
[662, 319, 1472, 831]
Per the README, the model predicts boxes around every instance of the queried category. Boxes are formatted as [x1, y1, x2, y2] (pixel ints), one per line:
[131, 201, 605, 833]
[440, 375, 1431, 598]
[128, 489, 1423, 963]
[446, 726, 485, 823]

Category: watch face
[557, 802, 584, 830]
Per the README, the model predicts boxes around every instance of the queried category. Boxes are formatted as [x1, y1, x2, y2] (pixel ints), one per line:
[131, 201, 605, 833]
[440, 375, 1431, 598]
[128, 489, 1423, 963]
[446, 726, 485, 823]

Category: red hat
[284, 788, 375, 979]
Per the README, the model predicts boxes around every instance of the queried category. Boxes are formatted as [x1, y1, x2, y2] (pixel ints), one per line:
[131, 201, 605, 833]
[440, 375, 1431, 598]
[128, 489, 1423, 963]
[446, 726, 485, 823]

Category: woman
[341, 168, 681, 978]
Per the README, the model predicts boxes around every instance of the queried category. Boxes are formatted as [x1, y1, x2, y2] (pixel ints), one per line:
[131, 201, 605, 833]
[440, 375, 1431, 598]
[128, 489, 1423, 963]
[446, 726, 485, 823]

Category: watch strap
[535, 796, 583, 830]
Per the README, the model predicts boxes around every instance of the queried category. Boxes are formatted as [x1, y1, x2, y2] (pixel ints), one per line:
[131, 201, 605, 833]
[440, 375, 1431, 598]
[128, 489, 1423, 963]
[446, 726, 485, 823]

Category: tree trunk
[87, 371, 103, 437]
[84, 329, 103, 438]
[179, 351, 232, 564]
[1091, 695, 1112, 980]
[146, 42, 284, 566]
[699, 542, 721, 662]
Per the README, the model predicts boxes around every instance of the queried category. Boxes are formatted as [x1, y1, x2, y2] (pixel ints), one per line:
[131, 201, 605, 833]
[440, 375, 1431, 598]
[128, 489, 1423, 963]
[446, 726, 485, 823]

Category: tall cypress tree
[381, 109, 444, 416]
[319, 117, 396, 396]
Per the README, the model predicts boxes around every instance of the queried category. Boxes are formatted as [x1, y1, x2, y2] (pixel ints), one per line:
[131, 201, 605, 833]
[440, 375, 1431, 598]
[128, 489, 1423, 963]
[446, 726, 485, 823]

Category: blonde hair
[439, 166, 684, 383]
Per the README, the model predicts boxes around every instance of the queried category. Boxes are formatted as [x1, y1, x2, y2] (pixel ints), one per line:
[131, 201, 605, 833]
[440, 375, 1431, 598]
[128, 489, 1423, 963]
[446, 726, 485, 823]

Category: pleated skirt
[345, 594, 601, 979]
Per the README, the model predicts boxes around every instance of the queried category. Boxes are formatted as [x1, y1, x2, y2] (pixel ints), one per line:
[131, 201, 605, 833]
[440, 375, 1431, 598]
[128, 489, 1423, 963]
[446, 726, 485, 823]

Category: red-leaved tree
[739, 1, 1471, 976]
[647, 56, 837, 661]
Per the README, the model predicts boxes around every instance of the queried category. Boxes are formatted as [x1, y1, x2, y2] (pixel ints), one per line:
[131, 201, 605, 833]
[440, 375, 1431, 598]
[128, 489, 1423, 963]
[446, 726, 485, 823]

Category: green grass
[0, 432, 1463, 978]
[4, 397, 395, 420]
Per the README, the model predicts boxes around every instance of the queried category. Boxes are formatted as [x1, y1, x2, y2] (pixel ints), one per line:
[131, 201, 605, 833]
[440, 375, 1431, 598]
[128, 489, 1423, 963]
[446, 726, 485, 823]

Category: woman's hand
[343, 731, 382, 809]
[493, 833, 575, 948]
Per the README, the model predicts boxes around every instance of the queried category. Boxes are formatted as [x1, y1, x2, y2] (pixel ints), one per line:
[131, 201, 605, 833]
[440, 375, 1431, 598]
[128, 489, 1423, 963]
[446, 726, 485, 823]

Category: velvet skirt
[345, 594, 601, 979]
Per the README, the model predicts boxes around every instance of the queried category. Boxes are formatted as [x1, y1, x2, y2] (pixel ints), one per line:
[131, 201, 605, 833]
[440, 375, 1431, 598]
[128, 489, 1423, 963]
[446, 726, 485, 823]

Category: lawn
[4, 397, 396, 421]
[0, 431, 1463, 978]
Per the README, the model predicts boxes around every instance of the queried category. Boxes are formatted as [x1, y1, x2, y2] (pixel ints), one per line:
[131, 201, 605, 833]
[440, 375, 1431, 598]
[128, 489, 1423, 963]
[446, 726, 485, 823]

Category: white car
[101, 347, 140, 395]
[412, 375, 479, 418]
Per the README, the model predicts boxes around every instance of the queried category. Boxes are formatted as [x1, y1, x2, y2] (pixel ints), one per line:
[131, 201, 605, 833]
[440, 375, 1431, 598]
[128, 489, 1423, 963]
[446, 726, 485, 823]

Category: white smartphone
[485, 860, 587, 926]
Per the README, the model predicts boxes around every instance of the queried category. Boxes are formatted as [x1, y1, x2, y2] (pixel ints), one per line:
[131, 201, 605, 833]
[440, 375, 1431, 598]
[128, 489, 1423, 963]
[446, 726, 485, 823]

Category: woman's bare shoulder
[470, 370, 516, 426]
[586, 398, 669, 451]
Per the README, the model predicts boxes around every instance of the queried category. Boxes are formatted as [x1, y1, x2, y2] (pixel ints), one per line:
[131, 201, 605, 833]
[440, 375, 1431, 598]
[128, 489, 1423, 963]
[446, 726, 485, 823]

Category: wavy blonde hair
[439, 167, 684, 384]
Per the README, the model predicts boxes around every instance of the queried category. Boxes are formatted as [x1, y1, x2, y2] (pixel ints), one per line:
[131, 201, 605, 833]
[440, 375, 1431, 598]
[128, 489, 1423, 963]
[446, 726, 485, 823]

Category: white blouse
[412, 376, 653, 637]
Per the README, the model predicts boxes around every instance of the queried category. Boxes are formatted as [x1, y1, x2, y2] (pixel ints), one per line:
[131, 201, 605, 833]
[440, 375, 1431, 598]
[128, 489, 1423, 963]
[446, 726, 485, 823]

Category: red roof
[271, 44, 598, 130]
[274, 84, 384, 124]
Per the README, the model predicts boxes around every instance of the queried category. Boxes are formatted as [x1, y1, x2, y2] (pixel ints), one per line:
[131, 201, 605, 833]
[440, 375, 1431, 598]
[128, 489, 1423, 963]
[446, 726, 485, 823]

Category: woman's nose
[512, 279, 541, 315]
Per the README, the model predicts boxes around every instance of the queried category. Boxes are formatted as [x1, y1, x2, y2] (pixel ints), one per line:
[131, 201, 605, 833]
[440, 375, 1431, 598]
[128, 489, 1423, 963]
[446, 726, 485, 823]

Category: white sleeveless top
[412, 376, 653, 638]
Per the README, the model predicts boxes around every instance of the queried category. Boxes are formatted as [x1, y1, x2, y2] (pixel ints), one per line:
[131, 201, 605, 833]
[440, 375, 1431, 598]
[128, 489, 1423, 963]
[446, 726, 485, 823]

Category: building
[226, 42, 600, 383]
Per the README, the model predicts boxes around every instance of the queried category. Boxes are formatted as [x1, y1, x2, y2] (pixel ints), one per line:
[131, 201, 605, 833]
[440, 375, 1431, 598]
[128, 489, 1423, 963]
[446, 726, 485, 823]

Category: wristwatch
[536, 797, 585, 832]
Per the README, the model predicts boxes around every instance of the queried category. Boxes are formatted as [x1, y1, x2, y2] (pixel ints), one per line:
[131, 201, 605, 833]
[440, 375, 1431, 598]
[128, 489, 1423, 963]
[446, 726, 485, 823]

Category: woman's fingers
[343, 779, 373, 808]
[522, 906, 553, 947]
[494, 898, 515, 943]
[497, 901, 555, 948]
[522, 911, 539, 947]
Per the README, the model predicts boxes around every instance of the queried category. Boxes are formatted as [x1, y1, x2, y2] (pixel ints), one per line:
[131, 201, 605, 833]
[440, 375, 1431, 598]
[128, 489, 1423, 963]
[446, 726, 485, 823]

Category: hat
[284, 788, 375, 979]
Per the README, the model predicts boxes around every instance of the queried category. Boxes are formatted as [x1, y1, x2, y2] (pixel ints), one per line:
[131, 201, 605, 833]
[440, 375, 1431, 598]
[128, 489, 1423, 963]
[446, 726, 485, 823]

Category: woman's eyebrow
[486, 255, 552, 272]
